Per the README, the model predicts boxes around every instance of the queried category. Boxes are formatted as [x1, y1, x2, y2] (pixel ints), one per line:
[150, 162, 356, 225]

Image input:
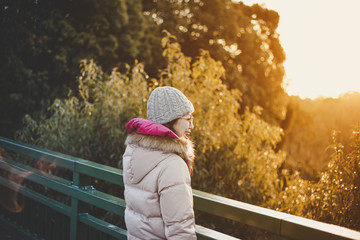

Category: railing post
[69, 170, 91, 240]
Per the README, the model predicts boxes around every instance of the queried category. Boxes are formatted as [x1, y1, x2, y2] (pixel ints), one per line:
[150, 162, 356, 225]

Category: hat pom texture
[147, 87, 194, 124]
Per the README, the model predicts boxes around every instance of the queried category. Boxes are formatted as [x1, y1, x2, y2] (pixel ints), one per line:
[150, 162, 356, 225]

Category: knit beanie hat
[147, 86, 194, 124]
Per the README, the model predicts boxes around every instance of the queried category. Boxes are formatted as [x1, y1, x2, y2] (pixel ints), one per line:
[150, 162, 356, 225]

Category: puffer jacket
[123, 118, 196, 240]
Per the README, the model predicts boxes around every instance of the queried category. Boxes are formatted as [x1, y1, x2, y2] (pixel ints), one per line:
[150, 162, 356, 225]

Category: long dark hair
[163, 118, 194, 176]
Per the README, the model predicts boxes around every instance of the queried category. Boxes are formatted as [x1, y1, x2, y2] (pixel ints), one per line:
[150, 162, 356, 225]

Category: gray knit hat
[147, 86, 194, 124]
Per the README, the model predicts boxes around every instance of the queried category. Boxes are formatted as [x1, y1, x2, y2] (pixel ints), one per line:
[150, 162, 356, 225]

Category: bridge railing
[0, 136, 360, 240]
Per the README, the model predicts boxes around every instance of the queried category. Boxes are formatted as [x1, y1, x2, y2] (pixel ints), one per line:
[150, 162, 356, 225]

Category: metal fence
[1, 137, 360, 240]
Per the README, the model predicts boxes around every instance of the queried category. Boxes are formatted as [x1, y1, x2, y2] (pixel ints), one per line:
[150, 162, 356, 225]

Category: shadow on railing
[0, 137, 359, 240]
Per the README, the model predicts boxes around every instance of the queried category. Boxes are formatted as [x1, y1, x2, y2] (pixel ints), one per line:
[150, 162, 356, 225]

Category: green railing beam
[193, 188, 360, 240]
[78, 213, 127, 239]
[281, 214, 360, 240]
[0, 137, 75, 170]
[193, 189, 285, 234]
[195, 224, 239, 240]
[75, 159, 124, 186]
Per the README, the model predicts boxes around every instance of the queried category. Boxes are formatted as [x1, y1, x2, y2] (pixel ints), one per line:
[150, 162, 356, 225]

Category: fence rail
[0, 136, 360, 240]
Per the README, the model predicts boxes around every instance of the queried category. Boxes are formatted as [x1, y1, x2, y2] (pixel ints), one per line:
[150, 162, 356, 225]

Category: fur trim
[125, 133, 195, 175]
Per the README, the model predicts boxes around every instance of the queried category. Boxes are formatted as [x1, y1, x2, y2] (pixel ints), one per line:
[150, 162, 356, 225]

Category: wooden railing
[0, 137, 360, 240]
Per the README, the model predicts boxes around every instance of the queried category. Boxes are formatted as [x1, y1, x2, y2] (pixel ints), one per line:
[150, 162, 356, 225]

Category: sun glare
[241, 0, 360, 99]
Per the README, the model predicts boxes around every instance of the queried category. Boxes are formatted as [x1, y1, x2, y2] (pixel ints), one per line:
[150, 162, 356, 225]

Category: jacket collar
[126, 118, 178, 138]
[125, 133, 194, 161]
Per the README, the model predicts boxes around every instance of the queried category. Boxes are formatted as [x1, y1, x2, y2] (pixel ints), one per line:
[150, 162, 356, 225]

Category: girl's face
[173, 114, 194, 138]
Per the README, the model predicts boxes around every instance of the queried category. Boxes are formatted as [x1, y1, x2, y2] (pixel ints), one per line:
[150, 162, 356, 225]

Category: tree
[143, 0, 288, 124]
[0, 0, 161, 138]
[2, 0, 288, 140]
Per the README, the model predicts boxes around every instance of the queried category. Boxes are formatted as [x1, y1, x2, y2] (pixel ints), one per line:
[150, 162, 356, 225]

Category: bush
[274, 127, 360, 231]
[16, 59, 150, 168]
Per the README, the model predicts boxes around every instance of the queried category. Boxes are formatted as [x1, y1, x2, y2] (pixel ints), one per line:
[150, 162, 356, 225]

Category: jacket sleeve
[158, 156, 197, 240]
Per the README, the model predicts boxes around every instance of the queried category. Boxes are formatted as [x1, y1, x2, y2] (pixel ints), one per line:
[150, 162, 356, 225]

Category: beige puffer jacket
[123, 131, 196, 239]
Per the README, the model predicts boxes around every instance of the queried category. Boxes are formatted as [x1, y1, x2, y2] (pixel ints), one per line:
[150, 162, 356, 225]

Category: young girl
[122, 86, 197, 239]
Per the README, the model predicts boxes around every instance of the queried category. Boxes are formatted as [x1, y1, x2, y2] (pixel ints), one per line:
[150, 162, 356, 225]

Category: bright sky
[241, 0, 360, 99]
